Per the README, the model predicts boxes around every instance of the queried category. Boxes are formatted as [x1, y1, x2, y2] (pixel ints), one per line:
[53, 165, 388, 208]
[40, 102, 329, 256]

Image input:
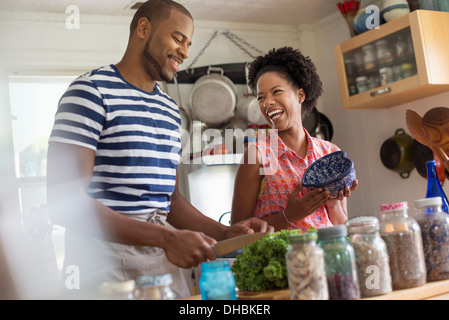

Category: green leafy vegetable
[231, 228, 317, 292]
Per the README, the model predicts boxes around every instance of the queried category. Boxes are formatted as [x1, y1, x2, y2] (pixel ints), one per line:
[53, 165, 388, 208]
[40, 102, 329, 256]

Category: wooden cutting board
[237, 288, 290, 300]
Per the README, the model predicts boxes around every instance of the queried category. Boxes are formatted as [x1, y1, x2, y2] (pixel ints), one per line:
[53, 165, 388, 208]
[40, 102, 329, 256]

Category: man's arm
[46, 142, 217, 268]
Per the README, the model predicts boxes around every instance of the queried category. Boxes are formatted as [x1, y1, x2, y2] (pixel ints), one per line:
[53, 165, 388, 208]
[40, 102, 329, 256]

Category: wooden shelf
[182, 279, 449, 300]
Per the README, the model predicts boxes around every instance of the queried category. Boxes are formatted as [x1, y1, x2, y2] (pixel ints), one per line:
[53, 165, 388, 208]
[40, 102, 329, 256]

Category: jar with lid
[379, 67, 394, 86]
[317, 225, 360, 300]
[362, 44, 376, 70]
[134, 274, 176, 300]
[401, 63, 415, 78]
[379, 202, 426, 290]
[356, 76, 368, 94]
[347, 216, 392, 298]
[415, 197, 449, 281]
[99, 280, 135, 300]
[395, 34, 407, 58]
[286, 232, 328, 300]
[375, 39, 394, 64]
[199, 260, 237, 300]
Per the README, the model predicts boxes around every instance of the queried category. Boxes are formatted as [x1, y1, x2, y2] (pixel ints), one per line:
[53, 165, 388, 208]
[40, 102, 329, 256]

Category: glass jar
[362, 44, 376, 70]
[199, 260, 237, 300]
[347, 216, 392, 298]
[375, 39, 394, 64]
[134, 274, 176, 300]
[318, 225, 360, 300]
[401, 63, 415, 78]
[379, 67, 394, 86]
[99, 280, 135, 300]
[356, 76, 368, 93]
[286, 232, 328, 300]
[379, 202, 426, 290]
[415, 197, 449, 281]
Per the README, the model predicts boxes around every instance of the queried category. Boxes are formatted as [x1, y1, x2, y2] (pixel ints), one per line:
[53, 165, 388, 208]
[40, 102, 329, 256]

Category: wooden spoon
[406, 109, 449, 175]
[422, 107, 449, 155]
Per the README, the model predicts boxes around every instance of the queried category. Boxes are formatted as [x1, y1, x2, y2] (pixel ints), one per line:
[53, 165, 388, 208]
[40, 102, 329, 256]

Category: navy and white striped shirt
[49, 65, 182, 214]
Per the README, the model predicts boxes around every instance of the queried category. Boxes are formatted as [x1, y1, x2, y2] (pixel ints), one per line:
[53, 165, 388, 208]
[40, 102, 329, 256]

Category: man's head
[130, 0, 193, 35]
[130, 0, 194, 82]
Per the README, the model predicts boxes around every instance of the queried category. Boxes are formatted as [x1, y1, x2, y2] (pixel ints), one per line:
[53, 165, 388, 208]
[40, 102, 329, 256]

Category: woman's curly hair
[247, 46, 323, 118]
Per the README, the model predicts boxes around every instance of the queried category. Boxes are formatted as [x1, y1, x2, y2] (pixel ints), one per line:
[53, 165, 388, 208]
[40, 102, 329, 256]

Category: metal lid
[414, 197, 442, 208]
[136, 274, 173, 287]
[346, 216, 379, 234]
[317, 225, 347, 239]
[379, 201, 408, 213]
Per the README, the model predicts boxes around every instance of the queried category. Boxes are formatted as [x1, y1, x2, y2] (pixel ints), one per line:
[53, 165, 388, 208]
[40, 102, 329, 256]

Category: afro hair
[247, 47, 323, 118]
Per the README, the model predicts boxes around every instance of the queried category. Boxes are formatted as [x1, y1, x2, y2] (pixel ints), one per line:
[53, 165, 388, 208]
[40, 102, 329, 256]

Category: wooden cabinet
[334, 10, 449, 110]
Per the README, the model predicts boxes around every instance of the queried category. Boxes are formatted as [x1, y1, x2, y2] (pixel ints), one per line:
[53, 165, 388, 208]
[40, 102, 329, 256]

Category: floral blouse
[252, 128, 337, 233]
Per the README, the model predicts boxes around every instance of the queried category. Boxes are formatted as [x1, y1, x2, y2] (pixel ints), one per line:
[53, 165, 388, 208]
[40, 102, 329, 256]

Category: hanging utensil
[421, 107, 449, 156]
[405, 109, 449, 175]
[236, 62, 267, 125]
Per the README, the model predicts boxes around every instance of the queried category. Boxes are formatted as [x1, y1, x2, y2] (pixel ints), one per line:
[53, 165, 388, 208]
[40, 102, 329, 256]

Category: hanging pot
[380, 128, 415, 178]
[303, 107, 319, 134]
[312, 112, 334, 141]
[236, 62, 267, 126]
[412, 139, 433, 178]
[189, 66, 237, 126]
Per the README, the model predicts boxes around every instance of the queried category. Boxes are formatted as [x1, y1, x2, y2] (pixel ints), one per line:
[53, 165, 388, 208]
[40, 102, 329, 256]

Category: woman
[231, 47, 357, 232]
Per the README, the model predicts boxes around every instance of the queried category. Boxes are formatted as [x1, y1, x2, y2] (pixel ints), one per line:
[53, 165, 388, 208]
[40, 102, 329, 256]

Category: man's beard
[142, 36, 173, 83]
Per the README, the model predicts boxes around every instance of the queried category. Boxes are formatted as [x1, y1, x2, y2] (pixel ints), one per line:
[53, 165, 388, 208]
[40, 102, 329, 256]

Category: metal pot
[236, 63, 267, 126]
[189, 66, 237, 125]
[380, 128, 415, 178]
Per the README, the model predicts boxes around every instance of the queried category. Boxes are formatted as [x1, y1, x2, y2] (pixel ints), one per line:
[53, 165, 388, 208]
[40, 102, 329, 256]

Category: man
[47, 0, 272, 298]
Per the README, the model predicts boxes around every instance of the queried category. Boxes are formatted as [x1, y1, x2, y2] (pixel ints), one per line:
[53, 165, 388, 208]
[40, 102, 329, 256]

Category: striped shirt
[49, 65, 182, 214]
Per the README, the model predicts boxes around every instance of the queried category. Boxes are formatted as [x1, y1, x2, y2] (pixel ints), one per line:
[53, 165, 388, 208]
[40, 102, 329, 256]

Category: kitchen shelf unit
[334, 10, 449, 110]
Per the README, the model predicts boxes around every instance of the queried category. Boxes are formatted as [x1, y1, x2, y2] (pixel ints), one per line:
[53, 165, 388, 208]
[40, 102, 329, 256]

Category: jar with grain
[286, 232, 328, 300]
[415, 197, 449, 281]
[318, 225, 360, 300]
[379, 202, 426, 290]
[347, 216, 392, 298]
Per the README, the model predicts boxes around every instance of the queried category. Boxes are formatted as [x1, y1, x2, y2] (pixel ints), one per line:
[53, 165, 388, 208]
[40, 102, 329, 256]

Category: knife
[212, 232, 268, 257]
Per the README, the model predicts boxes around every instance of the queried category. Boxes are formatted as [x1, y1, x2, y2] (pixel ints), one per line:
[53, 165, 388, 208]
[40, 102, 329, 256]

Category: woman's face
[256, 71, 305, 131]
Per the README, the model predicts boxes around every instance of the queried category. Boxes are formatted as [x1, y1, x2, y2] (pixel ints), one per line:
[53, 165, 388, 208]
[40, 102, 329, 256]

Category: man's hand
[162, 229, 217, 269]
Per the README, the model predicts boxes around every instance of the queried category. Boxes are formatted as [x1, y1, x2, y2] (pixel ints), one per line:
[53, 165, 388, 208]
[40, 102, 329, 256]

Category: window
[8, 75, 76, 274]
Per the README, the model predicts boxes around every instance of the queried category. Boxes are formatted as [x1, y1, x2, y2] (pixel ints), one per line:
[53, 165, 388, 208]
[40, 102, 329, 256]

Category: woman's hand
[284, 182, 332, 222]
[332, 179, 358, 201]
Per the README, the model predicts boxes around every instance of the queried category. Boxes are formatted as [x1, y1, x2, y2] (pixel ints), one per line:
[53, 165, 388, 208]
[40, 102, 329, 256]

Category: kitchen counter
[182, 279, 449, 300]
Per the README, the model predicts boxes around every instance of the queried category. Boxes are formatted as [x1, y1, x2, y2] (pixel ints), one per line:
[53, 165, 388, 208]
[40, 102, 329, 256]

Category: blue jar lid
[201, 260, 231, 272]
[136, 274, 173, 287]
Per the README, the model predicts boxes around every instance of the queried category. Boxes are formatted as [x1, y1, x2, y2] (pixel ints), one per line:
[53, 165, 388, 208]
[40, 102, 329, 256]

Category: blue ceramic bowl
[302, 151, 356, 198]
